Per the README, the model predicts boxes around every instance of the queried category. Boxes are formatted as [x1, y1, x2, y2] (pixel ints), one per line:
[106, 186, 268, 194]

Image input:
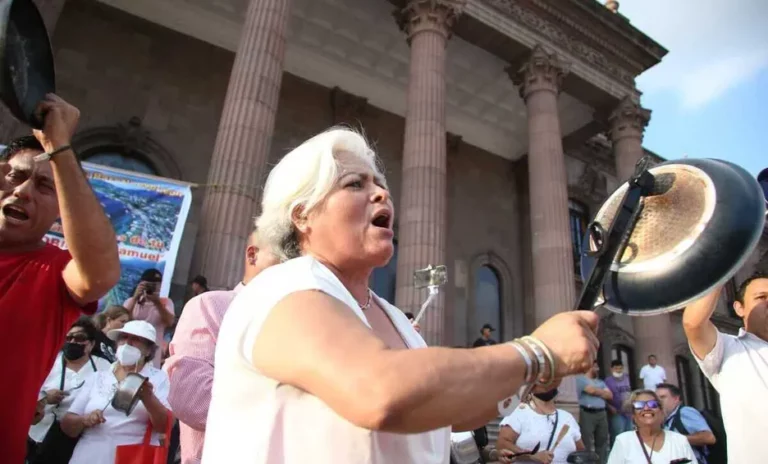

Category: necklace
[358, 289, 372, 310]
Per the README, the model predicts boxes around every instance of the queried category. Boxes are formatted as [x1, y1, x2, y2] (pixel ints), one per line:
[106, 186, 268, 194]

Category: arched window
[370, 240, 398, 303]
[611, 344, 637, 389]
[569, 199, 588, 275]
[675, 355, 693, 405]
[472, 265, 502, 340]
[85, 152, 158, 176]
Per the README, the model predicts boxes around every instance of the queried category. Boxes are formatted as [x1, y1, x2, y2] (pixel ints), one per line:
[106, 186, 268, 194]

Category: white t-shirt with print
[202, 256, 449, 464]
[693, 328, 768, 464]
[638, 364, 666, 390]
[606, 430, 695, 464]
[67, 364, 172, 464]
[499, 404, 581, 464]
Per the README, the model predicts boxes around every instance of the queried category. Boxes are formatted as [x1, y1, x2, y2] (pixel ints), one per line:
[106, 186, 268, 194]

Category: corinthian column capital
[508, 45, 569, 100]
[608, 96, 651, 142]
[394, 0, 465, 44]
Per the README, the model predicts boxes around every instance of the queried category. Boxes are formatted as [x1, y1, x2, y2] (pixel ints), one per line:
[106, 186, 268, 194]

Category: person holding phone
[124, 269, 175, 367]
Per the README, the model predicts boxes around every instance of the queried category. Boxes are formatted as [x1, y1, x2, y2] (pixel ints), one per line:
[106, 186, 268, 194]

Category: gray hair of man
[256, 128, 387, 262]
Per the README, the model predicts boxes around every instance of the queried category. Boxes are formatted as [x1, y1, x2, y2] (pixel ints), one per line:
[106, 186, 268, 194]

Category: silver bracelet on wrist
[508, 340, 536, 384]
[521, 336, 556, 387]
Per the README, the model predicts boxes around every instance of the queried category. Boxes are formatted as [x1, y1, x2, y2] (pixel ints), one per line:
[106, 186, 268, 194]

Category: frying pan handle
[29, 105, 48, 130]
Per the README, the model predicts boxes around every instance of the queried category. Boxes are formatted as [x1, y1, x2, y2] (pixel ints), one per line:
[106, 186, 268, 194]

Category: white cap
[107, 320, 157, 345]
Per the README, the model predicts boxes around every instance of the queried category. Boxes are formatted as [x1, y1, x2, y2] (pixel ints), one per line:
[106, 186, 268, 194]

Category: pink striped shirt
[164, 284, 243, 464]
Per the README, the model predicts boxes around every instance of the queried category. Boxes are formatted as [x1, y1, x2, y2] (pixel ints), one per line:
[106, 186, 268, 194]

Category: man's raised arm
[34, 94, 120, 304]
[682, 287, 722, 360]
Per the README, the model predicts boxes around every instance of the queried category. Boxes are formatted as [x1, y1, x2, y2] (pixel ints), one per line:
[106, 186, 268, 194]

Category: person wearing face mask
[61, 320, 173, 463]
[606, 390, 695, 464]
[495, 389, 585, 464]
[604, 360, 633, 445]
[27, 317, 111, 464]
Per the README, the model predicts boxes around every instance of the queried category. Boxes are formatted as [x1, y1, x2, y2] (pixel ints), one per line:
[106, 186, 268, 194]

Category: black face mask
[533, 388, 558, 402]
[63, 342, 86, 361]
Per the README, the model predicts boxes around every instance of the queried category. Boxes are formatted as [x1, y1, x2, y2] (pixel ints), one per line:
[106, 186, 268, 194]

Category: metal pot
[111, 372, 147, 416]
[449, 431, 481, 464]
[566, 451, 600, 464]
[0, 0, 56, 128]
[580, 158, 766, 315]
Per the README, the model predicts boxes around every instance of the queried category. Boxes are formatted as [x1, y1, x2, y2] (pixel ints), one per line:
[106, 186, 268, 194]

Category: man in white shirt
[638, 354, 666, 390]
[684, 271, 768, 464]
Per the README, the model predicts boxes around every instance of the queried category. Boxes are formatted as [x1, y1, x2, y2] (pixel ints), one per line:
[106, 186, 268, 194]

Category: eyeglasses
[65, 334, 90, 343]
[632, 400, 660, 411]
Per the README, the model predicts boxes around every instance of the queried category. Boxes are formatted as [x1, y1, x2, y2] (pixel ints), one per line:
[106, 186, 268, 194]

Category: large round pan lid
[0, 0, 55, 129]
[580, 158, 765, 316]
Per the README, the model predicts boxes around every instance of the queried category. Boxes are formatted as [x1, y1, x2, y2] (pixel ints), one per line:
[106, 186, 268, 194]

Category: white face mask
[612, 372, 624, 378]
[116, 344, 143, 366]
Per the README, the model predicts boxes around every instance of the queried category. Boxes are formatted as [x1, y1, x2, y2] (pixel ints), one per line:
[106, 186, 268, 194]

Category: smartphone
[144, 283, 156, 295]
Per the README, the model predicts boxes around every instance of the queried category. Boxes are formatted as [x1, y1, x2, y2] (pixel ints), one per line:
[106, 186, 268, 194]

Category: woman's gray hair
[256, 128, 386, 261]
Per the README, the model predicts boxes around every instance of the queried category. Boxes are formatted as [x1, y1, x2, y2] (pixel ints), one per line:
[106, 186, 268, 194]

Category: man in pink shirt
[164, 229, 279, 464]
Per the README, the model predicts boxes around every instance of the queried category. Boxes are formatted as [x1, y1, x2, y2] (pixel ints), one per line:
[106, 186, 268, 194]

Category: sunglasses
[632, 400, 660, 411]
[65, 334, 90, 343]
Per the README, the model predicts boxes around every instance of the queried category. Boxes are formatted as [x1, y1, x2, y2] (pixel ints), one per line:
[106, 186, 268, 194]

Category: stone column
[510, 45, 575, 325]
[393, 0, 464, 346]
[0, 0, 68, 141]
[510, 45, 578, 407]
[608, 96, 678, 384]
[191, 0, 292, 289]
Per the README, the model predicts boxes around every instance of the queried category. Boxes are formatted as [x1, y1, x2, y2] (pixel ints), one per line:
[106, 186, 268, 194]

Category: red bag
[114, 411, 173, 464]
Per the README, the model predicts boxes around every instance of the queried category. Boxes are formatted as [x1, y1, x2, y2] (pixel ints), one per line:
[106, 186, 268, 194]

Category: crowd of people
[2, 95, 767, 464]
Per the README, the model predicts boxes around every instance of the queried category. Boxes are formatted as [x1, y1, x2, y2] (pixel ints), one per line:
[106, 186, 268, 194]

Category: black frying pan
[0, 0, 55, 129]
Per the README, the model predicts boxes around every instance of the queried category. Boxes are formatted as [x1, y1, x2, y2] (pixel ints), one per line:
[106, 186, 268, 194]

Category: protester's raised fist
[32, 94, 80, 153]
[531, 311, 600, 379]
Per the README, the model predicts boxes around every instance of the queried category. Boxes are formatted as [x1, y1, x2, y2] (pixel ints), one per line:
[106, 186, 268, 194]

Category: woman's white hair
[256, 128, 385, 261]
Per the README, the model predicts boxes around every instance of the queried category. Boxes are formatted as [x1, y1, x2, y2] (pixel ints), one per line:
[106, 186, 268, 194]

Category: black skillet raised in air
[0, 0, 55, 129]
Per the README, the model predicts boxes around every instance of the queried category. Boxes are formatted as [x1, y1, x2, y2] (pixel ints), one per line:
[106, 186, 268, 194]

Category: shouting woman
[201, 128, 601, 464]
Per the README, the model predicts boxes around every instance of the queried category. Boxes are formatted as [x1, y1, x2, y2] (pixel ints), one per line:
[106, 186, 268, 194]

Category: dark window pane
[675, 356, 693, 405]
[473, 265, 501, 340]
[569, 200, 588, 274]
[370, 242, 398, 303]
[86, 153, 157, 176]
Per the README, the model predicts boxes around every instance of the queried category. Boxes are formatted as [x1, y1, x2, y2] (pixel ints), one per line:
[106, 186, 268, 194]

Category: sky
[619, 0, 767, 177]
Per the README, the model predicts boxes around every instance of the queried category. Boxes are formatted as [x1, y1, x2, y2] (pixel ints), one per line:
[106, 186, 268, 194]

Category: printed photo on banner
[44, 162, 193, 311]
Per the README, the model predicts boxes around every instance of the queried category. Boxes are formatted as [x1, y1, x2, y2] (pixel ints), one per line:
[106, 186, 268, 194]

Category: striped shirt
[164, 284, 243, 464]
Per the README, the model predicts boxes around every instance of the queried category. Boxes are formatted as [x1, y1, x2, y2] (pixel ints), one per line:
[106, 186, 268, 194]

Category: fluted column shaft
[512, 46, 575, 325]
[0, 0, 67, 141]
[192, 0, 291, 289]
[393, 0, 463, 346]
[609, 97, 677, 384]
[511, 46, 578, 406]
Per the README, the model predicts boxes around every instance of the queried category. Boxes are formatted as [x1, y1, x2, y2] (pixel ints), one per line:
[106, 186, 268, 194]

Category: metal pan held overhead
[580, 158, 766, 316]
[0, 0, 55, 129]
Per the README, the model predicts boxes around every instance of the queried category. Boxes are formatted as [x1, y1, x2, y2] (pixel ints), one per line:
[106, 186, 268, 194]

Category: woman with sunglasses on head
[495, 388, 584, 463]
[92, 305, 131, 362]
[27, 317, 111, 464]
[606, 390, 695, 464]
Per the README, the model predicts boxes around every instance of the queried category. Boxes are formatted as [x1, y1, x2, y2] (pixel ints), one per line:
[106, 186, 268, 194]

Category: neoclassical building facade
[3, 0, 766, 415]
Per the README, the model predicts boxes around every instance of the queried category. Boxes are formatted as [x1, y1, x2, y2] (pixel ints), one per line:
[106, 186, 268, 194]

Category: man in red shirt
[0, 94, 120, 464]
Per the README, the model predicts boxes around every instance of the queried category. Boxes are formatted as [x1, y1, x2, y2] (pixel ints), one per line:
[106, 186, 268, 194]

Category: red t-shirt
[0, 244, 97, 464]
